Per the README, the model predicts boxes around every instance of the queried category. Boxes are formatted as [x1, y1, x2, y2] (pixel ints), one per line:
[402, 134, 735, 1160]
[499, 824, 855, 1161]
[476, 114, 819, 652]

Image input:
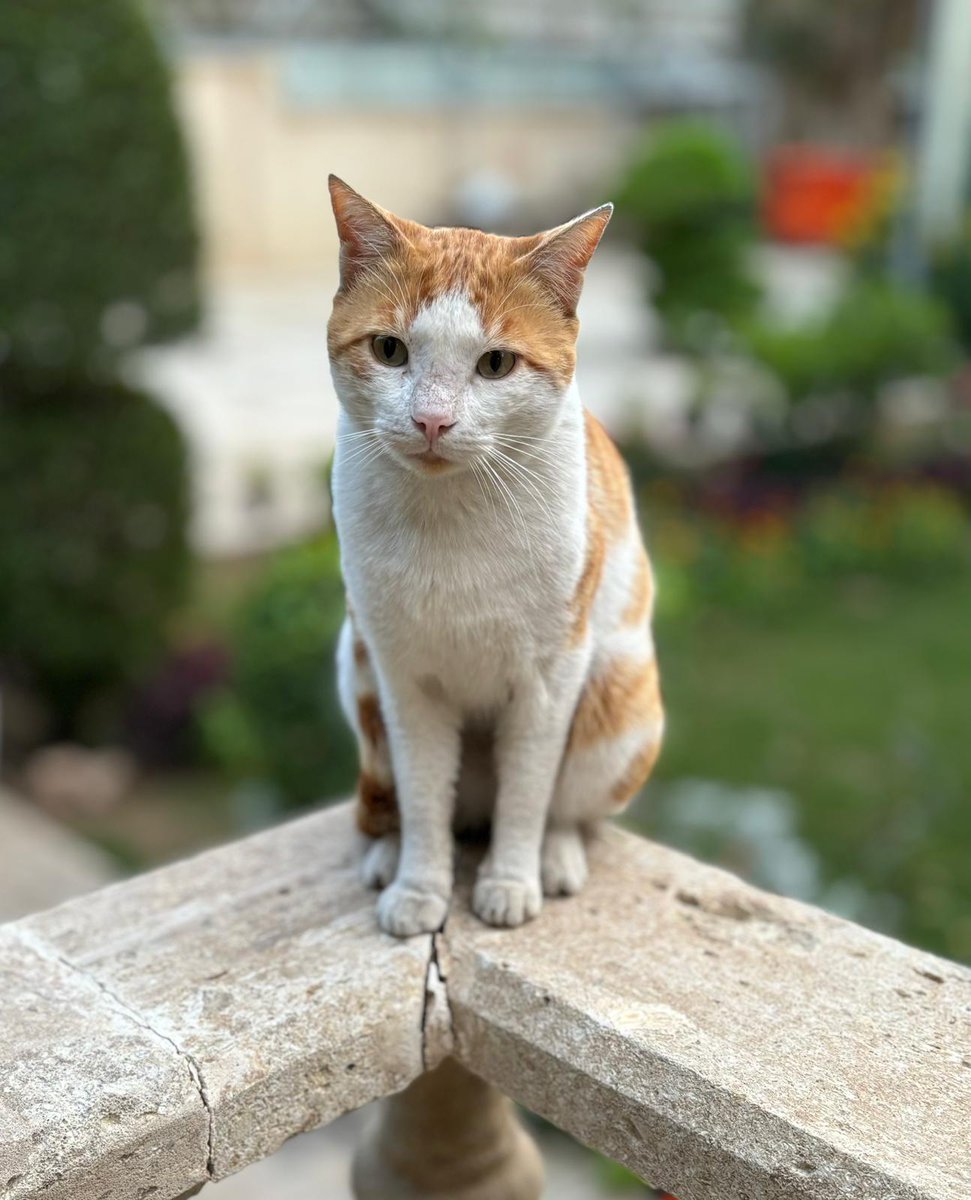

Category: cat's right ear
[328, 176, 404, 290]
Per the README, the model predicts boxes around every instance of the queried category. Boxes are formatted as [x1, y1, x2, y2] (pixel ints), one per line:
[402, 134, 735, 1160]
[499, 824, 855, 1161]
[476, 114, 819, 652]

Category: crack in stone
[420, 927, 454, 1072]
[16, 929, 215, 1183]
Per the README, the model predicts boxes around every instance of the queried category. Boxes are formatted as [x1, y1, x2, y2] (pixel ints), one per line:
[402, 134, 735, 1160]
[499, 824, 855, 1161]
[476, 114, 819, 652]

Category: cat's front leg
[377, 683, 461, 938]
[473, 675, 578, 928]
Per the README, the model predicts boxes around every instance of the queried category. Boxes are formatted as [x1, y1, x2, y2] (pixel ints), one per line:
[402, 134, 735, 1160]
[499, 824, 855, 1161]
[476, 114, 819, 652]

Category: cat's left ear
[523, 204, 613, 316]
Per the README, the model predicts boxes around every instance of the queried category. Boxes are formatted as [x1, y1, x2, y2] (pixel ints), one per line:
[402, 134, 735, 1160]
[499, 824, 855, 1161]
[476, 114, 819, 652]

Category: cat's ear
[523, 204, 613, 316]
[328, 176, 408, 289]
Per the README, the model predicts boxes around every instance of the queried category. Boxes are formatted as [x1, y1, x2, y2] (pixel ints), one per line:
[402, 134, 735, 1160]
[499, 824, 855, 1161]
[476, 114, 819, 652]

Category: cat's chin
[395, 449, 469, 477]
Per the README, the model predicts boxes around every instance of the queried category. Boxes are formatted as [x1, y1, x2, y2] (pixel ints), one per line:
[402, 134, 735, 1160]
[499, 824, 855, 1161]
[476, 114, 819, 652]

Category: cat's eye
[476, 349, 516, 380]
[371, 335, 408, 367]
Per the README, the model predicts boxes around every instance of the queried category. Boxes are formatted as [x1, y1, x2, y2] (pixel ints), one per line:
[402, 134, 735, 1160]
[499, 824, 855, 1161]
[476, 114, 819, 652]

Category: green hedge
[0, 369, 191, 734]
[201, 535, 357, 812]
[0, 0, 200, 373]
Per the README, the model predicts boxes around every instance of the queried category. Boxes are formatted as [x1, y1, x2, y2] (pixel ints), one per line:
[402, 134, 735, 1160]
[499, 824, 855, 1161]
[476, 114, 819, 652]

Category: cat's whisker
[337, 427, 382, 442]
[469, 458, 500, 527]
[492, 433, 560, 455]
[493, 432, 558, 446]
[338, 440, 389, 470]
[492, 442, 565, 485]
[488, 450, 559, 537]
[478, 454, 535, 565]
[493, 438, 563, 471]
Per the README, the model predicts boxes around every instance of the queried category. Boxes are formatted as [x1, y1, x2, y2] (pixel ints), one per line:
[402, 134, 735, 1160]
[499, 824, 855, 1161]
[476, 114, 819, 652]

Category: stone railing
[1, 802, 968, 1200]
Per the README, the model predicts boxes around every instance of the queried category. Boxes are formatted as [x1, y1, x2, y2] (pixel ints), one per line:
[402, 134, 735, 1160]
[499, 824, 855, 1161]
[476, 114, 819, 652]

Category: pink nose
[412, 413, 456, 446]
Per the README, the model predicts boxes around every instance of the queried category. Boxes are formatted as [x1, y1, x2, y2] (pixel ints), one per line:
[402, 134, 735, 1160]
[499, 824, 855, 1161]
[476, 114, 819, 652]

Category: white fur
[332, 291, 654, 936]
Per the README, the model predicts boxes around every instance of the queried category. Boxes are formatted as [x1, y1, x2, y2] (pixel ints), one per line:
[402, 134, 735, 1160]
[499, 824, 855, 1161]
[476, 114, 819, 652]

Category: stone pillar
[351, 1057, 544, 1200]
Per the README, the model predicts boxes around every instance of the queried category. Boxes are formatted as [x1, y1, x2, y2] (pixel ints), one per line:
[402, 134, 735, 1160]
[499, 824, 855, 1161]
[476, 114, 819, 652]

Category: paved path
[0, 790, 115, 923]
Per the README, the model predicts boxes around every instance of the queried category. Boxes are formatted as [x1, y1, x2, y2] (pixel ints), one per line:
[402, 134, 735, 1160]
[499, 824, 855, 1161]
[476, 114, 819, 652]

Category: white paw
[377, 882, 448, 938]
[472, 876, 542, 928]
[361, 834, 400, 890]
[541, 828, 588, 897]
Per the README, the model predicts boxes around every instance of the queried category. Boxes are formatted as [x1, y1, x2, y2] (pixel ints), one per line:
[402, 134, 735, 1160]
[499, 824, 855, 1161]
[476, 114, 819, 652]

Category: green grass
[628, 574, 970, 962]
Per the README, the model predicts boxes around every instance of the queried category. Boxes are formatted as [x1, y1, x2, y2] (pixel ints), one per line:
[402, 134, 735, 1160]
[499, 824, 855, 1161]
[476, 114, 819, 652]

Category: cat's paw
[377, 882, 448, 938]
[541, 827, 588, 897]
[472, 876, 542, 928]
[361, 834, 400, 890]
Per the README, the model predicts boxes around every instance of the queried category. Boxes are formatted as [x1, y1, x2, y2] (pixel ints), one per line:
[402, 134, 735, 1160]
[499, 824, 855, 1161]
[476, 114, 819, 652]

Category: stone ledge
[446, 828, 971, 1200]
[2, 805, 430, 1197]
[2, 802, 968, 1200]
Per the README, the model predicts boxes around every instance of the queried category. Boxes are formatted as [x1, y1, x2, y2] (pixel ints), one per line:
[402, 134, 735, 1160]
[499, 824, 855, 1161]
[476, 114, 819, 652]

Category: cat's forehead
[399, 224, 535, 319]
[408, 290, 486, 352]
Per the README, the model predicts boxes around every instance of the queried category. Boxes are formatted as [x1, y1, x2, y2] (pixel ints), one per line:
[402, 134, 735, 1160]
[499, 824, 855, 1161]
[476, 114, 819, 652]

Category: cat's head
[327, 177, 610, 475]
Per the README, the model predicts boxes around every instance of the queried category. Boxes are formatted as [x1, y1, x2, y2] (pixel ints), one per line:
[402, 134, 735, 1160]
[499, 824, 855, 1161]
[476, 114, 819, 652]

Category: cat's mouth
[409, 449, 454, 473]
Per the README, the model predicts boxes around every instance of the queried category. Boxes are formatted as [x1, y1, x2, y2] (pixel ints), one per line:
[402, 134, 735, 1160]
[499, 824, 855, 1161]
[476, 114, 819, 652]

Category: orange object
[762, 145, 890, 246]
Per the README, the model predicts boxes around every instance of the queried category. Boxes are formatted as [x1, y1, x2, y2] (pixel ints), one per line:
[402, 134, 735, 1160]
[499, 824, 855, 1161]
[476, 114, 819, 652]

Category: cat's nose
[412, 413, 456, 446]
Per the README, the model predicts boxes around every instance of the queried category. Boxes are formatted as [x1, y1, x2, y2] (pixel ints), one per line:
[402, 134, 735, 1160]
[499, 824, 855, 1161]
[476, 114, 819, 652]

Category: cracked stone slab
[4, 804, 430, 1191]
[0, 927, 208, 1200]
[4, 803, 969, 1200]
[444, 825, 971, 1200]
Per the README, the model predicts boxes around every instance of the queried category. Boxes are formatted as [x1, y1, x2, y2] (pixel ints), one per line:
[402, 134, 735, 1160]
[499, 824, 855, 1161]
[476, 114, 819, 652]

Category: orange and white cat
[328, 177, 663, 937]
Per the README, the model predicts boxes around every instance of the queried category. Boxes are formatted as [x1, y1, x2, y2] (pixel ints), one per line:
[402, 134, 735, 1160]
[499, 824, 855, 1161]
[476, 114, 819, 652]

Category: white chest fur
[333, 398, 586, 714]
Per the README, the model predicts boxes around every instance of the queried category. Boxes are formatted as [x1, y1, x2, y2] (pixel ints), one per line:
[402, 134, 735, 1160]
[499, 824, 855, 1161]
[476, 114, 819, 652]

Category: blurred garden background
[1, 0, 969, 1194]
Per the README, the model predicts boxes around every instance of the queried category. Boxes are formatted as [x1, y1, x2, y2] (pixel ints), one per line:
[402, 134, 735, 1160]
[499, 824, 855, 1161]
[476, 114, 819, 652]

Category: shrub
[745, 279, 958, 407]
[0, 0, 200, 375]
[201, 535, 357, 812]
[615, 121, 760, 339]
[799, 483, 970, 580]
[644, 479, 969, 619]
[0, 369, 191, 735]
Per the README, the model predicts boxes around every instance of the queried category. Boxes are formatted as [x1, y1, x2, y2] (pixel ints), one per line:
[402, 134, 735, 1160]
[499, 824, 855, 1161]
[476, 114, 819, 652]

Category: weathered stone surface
[5, 804, 430, 1191]
[0, 927, 208, 1200]
[3, 802, 968, 1200]
[445, 826, 971, 1200]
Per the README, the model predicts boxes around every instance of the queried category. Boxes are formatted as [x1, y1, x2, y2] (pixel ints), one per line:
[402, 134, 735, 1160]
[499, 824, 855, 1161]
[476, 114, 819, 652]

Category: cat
[328, 177, 664, 937]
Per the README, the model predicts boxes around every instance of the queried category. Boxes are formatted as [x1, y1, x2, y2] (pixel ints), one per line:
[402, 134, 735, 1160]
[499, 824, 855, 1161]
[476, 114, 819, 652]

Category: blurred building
[152, 0, 758, 279]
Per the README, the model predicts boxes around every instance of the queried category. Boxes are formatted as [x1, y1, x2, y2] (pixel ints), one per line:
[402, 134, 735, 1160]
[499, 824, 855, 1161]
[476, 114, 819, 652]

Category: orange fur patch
[569, 412, 635, 643]
[622, 547, 654, 626]
[609, 737, 663, 810]
[568, 656, 661, 751]
[569, 525, 606, 645]
[585, 411, 632, 540]
[353, 638, 369, 668]
[356, 772, 400, 837]
[357, 694, 386, 748]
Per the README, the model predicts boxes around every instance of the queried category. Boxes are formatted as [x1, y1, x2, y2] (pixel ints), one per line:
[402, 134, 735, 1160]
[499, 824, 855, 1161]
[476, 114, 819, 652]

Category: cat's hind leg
[541, 825, 588, 896]
[545, 656, 664, 895]
[337, 616, 400, 886]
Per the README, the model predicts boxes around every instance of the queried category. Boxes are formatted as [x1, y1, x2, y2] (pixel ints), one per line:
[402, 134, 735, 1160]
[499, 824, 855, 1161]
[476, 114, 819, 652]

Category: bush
[744, 280, 958, 407]
[201, 535, 357, 812]
[0, 370, 191, 735]
[0, 0, 200, 374]
[645, 479, 969, 618]
[615, 120, 760, 339]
